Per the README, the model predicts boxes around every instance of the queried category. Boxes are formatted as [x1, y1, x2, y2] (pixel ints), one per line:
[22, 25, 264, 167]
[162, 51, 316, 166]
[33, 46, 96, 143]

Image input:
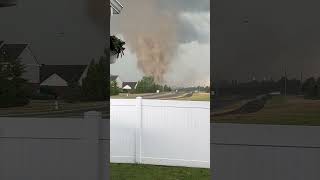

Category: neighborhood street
[0, 92, 193, 118]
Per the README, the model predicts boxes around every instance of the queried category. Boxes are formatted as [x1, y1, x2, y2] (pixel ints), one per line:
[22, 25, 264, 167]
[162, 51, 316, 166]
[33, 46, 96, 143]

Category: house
[122, 82, 138, 90]
[39, 65, 88, 95]
[40, 65, 88, 87]
[0, 42, 41, 86]
[110, 75, 123, 88]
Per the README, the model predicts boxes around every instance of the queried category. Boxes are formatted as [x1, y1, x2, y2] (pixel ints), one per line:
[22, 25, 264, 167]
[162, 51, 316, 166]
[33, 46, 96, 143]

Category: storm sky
[0, 0, 107, 65]
[213, 0, 320, 82]
[111, 0, 210, 87]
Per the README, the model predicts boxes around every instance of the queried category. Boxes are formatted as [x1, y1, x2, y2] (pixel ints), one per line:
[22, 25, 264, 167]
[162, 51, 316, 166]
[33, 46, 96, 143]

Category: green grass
[179, 93, 210, 101]
[0, 100, 106, 114]
[213, 95, 320, 125]
[111, 93, 156, 99]
[110, 163, 210, 180]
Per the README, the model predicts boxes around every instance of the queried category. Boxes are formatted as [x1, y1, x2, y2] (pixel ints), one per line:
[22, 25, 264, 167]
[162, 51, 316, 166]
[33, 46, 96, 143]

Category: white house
[122, 82, 138, 90]
[40, 65, 88, 87]
[110, 75, 123, 88]
[0, 42, 41, 84]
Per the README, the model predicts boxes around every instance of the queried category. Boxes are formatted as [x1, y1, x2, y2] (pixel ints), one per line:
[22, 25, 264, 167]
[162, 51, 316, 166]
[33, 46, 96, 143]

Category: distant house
[0, 42, 41, 86]
[122, 82, 138, 90]
[110, 75, 123, 88]
[40, 65, 88, 87]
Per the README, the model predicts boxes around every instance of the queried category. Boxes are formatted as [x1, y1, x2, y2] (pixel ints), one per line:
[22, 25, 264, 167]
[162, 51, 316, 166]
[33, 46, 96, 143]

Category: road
[0, 105, 109, 119]
[0, 92, 194, 118]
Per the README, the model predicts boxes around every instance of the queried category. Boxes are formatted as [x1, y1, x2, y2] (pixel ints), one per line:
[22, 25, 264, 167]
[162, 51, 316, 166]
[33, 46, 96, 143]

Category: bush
[0, 95, 29, 108]
[31, 93, 56, 100]
[0, 78, 31, 108]
[62, 86, 82, 103]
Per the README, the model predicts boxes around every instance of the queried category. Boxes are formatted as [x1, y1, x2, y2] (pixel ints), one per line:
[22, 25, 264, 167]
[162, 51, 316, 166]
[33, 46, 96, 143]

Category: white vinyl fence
[110, 97, 210, 168]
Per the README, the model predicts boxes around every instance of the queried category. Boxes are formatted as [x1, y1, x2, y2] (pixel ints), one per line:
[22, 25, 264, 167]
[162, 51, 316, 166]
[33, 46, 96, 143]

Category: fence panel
[110, 98, 210, 168]
[0, 112, 108, 180]
[212, 123, 320, 180]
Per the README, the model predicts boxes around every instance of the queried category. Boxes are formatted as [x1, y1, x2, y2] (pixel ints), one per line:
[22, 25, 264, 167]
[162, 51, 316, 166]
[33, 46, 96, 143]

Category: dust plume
[113, 0, 178, 83]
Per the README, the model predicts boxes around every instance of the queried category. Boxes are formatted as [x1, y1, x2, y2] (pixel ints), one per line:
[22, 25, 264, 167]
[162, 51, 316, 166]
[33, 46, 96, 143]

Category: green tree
[302, 77, 318, 99]
[110, 80, 120, 96]
[135, 76, 157, 93]
[82, 57, 108, 101]
[0, 53, 30, 107]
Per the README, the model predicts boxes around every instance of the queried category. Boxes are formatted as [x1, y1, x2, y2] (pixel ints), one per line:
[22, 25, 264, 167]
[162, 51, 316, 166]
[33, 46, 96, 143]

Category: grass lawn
[111, 93, 156, 99]
[0, 100, 107, 114]
[179, 93, 210, 101]
[213, 95, 320, 125]
[110, 163, 210, 180]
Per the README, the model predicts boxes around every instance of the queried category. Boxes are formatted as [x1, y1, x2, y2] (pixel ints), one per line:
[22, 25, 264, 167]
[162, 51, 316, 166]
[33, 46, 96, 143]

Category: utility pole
[300, 72, 303, 93]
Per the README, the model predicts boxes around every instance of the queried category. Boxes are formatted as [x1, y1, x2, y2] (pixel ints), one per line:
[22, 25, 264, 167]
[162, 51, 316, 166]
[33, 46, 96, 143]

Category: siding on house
[40, 65, 88, 86]
[110, 75, 123, 88]
[0, 43, 40, 84]
[40, 73, 68, 87]
[122, 82, 138, 89]
[19, 48, 40, 84]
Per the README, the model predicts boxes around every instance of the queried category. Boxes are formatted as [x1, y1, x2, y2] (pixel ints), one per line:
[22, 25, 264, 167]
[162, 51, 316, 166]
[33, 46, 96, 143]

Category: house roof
[40, 65, 87, 84]
[0, 44, 28, 60]
[111, 0, 123, 14]
[110, 75, 119, 81]
[122, 82, 137, 89]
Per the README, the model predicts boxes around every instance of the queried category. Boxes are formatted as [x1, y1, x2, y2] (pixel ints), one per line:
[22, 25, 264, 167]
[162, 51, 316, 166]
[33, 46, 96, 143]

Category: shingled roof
[122, 82, 137, 89]
[110, 75, 119, 81]
[0, 44, 28, 60]
[40, 65, 87, 84]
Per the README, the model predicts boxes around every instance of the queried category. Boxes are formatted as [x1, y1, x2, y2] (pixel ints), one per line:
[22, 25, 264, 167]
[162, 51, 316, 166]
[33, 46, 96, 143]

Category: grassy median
[213, 95, 320, 125]
[110, 163, 210, 180]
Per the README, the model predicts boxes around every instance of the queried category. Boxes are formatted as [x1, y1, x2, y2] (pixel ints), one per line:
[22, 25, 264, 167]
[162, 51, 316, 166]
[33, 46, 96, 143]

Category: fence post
[135, 97, 142, 164]
[84, 111, 102, 180]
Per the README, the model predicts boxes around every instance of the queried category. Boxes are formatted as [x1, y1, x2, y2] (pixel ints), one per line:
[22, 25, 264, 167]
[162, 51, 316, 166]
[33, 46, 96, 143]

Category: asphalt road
[0, 92, 192, 118]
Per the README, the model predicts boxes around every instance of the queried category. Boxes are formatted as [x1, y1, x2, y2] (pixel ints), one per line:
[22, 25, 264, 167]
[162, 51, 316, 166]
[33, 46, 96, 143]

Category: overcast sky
[213, 0, 320, 82]
[0, 0, 106, 65]
[111, 0, 210, 87]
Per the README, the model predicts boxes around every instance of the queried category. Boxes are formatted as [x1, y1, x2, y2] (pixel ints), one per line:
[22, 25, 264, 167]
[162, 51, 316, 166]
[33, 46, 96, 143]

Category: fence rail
[212, 123, 320, 180]
[0, 112, 109, 180]
[110, 97, 210, 168]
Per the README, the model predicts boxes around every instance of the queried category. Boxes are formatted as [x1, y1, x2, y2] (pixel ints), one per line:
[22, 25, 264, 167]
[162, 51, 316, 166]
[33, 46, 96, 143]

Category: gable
[40, 65, 87, 84]
[122, 85, 132, 90]
[0, 44, 27, 60]
[122, 82, 137, 89]
[40, 73, 68, 87]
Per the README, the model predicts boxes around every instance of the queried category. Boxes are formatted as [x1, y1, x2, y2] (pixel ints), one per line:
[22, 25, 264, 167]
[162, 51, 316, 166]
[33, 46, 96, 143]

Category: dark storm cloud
[213, 0, 320, 81]
[159, 0, 210, 43]
[0, 0, 106, 65]
[114, 0, 210, 44]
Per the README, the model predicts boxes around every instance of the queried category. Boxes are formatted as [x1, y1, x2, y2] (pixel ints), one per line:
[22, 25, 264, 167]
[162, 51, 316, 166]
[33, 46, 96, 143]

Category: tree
[110, 80, 120, 96]
[135, 76, 157, 93]
[0, 53, 30, 107]
[82, 57, 108, 101]
[164, 85, 172, 92]
[302, 77, 318, 99]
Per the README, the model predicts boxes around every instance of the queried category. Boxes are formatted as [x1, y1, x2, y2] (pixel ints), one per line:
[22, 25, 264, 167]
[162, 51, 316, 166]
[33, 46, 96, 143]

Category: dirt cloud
[112, 0, 178, 83]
